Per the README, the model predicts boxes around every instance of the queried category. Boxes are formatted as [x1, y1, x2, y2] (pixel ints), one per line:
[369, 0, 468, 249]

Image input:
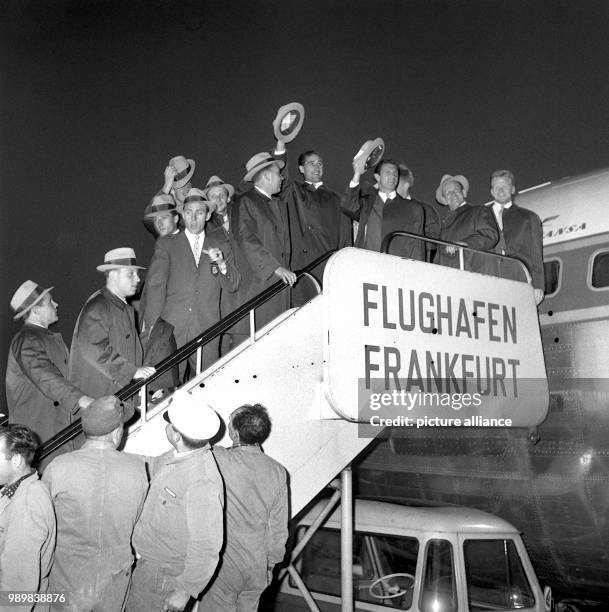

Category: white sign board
[322, 248, 549, 429]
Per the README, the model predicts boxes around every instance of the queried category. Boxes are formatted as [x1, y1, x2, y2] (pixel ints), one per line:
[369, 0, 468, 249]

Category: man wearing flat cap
[142, 189, 240, 378]
[233, 151, 296, 330]
[5, 281, 94, 469]
[128, 390, 224, 612]
[434, 174, 499, 274]
[69, 248, 155, 400]
[344, 155, 427, 260]
[43, 396, 148, 611]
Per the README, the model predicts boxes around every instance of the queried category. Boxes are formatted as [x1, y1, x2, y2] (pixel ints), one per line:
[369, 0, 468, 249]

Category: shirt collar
[0, 470, 36, 499]
[379, 190, 397, 202]
[305, 181, 323, 189]
[493, 200, 513, 210]
[254, 185, 273, 200]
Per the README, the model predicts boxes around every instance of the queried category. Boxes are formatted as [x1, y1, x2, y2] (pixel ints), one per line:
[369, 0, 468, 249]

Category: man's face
[490, 176, 515, 205]
[376, 163, 399, 193]
[113, 268, 140, 298]
[264, 164, 283, 196]
[442, 181, 465, 210]
[299, 154, 324, 183]
[183, 201, 209, 234]
[206, 186, 229, 215]
[0, 438, 15, 486]
[35, 293, 59, 326]
[172, 181, 192, 204]
[154, 212, 179, 237]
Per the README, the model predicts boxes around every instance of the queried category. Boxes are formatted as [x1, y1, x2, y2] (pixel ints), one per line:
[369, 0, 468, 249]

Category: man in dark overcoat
[343, 158, 427, 260]
[233, 152, 296, 330]
[5, 280, 93, 468]
[70, 248, 155, 399]
[434, 174, 499, 275]
[486, 169, 545, 304]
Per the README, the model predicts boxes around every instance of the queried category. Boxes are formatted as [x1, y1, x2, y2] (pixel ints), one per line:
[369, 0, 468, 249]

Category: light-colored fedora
[96, 247, 145, 272]
[435, 174, 470, 205]
[243, 152, 285, 182]
[202, 175, 235, 200]
[168, 155, 195, 188]
[10, 280, 54, 320]
[182, 187, 211, 209]
[272, 102, 305, 143]
[163, 389, 221, 440]
[145, 194, 178, 218]
[353, 137, 385, 172]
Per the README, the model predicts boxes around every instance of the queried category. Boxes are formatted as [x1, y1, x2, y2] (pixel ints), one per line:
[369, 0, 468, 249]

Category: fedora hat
[272, 102, 305, 143]
[163, 389, 221, 441]
[243, 152, 285, 182]
[202, 175, 235, 200]
[436, 174, 470, 205]
[10, 280, 54, 320]
[182, 187, 212, 209]
[145, 194, 178, 218]
[96, 247, 145, 272]
[353, 138, 385, 173]
[81, 395, 133, 436]
[168, 155, 195, 188]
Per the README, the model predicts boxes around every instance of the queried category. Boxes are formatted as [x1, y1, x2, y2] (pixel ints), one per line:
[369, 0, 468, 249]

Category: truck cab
[275, 499, 551, 612]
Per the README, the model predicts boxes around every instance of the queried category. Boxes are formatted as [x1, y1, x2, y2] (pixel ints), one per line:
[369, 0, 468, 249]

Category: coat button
[126, 333, 131, 339]
[54, 401, 59, 406]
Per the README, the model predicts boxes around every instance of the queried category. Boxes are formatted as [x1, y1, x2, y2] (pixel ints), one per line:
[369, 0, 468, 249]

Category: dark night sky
[1, 0, 608, 399]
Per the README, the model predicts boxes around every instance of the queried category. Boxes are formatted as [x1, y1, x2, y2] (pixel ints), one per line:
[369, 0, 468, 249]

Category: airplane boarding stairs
[38, 241, 549, 521]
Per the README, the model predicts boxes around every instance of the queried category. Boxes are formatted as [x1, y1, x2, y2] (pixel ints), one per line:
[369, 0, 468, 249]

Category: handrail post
[195, 346, 202, 376]
[249, 310, 256, 345]
[458, 246, 465, 270]
[139, 384, 147, 423]
[341, 466, 353, 612]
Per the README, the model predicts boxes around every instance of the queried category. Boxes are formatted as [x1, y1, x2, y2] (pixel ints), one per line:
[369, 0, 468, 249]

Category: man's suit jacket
[435, 203, 499, 275]
[342, 186, 426, 260]
[233, 188, 292, 328]
[142, 226, 239, 349]
[485, 202, 545, 290]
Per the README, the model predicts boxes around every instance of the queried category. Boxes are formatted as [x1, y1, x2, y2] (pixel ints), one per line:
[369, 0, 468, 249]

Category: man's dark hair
[0, 424, 38, 465]
[374, 159, 399, 175]
[397, 164, 415, 188]
[298, 150, 321, 167]
[231, 404, 272, 445]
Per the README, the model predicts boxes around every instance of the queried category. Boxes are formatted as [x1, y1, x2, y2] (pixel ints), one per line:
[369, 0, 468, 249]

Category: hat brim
[145, 209, 179, 219]
[96, 264, 146, 272]
[13, 286, 54, 320]
[354, 138, 385, 172]
[243, 159, 285, 183]
[273, 102, 305, 143]
[173, 159, 196, 189]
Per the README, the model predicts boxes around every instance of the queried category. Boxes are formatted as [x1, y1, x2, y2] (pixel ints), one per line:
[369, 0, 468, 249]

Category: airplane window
[591, 251, 609, 289]
[543, 259, 561, 296]
[296, 526, 419, 609]
[463, 539, 534, 610]
[419, 539, 457, 612]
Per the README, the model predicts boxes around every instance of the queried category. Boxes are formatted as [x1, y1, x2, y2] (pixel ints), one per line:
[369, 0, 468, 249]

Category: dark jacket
[6, 324, 84, 463]
[343, 186, 427, 260]
[435, 203, 499, 275]
[69, 287, 143, 398]
[286, 181, 352, 305]
[233, 187, 292, 328]
[486, 202, 545, 290]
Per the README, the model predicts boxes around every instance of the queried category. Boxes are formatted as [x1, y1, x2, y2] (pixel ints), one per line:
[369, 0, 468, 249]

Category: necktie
[193, 234, 200, 266]
[496, 206, 504, 230]
[364, 194, 386, 252]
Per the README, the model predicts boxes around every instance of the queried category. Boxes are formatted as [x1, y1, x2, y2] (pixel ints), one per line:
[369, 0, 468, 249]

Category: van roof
[301, 499, 519, 536]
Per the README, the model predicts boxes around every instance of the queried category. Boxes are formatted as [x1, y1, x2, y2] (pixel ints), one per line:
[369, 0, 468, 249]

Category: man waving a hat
[5, 281, 94, 469]
[69, 248, 155, 400]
